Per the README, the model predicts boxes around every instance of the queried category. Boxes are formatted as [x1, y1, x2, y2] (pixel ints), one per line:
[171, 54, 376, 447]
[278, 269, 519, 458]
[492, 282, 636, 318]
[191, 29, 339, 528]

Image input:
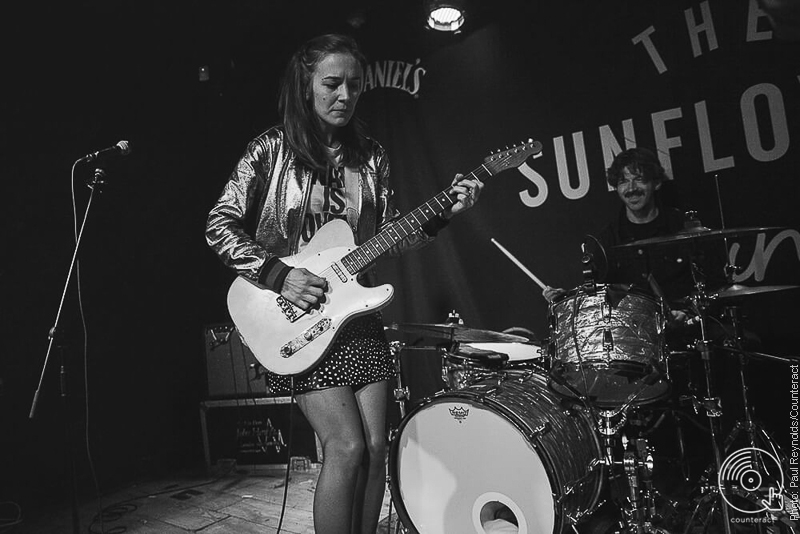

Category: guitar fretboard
[341, 166, 494, 275]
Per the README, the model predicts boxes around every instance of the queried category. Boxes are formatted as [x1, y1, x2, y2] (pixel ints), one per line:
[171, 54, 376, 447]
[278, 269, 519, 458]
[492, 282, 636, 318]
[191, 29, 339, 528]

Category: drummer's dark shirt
[594, 207, 724, 303]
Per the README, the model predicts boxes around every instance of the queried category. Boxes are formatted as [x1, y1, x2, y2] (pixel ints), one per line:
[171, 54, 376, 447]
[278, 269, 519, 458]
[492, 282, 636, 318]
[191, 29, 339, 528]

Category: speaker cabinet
[199, 398, 322, 467]
[204, 323, 266, 399]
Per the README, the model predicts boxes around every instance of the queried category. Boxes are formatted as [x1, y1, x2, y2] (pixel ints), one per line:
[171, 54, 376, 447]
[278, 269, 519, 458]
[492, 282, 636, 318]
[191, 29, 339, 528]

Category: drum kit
[381, 224, 798, 534]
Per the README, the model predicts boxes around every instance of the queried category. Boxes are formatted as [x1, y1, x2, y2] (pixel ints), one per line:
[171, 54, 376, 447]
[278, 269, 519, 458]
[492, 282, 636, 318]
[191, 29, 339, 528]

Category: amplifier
[204, 323, 267, 399]
[199, 397, 322, 467]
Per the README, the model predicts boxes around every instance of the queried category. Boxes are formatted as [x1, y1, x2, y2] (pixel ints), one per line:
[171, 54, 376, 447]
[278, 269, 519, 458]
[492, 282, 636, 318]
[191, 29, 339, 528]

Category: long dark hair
[279, 34, 371, 171]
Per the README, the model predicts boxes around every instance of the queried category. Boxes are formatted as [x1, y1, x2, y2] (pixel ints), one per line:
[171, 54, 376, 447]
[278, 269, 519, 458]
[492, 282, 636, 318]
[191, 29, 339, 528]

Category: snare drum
[443, 343, 542, 390]
[389, 372, 603, 534]
[465, 342, 541, 364]
[548, 284, 668, 407]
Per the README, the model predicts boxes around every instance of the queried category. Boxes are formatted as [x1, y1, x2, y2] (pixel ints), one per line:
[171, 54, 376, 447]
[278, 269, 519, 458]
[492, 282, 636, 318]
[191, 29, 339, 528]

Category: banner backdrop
[351, 0, 800, 350]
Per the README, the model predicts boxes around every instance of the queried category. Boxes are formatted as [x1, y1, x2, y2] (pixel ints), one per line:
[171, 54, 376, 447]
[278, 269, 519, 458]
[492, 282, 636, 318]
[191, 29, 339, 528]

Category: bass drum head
[390, 395, 556, 534]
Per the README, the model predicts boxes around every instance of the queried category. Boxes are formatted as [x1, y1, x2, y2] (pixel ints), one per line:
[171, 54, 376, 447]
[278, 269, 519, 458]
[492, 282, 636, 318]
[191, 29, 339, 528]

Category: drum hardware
[389, 341, 412, 420]
[386, 341, 412, 534]
[596, 408, 629, 438]
[708, 305, 790, 513]
[679, 287, 794, 531]
[679, 262, 734, 534]
[605, 200, 792, 530]
[526, 420, 552, 441]
[592, 412, 678, 534]
[619, 438, 658, 534]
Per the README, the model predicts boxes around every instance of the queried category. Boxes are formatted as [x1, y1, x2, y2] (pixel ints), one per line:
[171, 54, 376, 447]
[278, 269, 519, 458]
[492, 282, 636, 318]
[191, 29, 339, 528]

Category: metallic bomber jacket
[205, 125, 434, 284]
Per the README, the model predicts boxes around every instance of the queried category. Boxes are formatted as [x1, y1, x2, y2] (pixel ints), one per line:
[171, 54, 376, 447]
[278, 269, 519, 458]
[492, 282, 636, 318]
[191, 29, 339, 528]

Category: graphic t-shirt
[299, 148, 359, 250]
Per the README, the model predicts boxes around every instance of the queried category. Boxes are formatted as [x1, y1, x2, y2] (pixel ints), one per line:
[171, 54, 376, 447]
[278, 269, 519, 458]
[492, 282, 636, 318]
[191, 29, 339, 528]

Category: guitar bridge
[280, 318, 332, 358]
[276, 295, 299, 322]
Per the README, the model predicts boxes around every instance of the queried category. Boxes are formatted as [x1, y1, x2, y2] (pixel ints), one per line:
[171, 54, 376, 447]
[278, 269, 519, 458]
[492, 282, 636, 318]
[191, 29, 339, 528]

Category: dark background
[2, 0, 798, 517]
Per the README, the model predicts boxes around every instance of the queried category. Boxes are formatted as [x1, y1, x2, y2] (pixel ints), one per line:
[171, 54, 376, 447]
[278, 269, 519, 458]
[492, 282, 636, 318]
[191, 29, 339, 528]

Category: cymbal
[614, 226, 785, 248]
[711, 283, 800, 300]
[714, 344, 799, 364]
[386, 323, 530, 343]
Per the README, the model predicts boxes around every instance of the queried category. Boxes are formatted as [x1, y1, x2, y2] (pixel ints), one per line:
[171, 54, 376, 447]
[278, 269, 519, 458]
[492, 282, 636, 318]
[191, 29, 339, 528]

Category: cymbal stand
[720, 305, 763, 451]
[720, 307, 793, 455]
[717, 305, 791, 522]
[389, 341, 410, 424]
[683, 265, 733, 534]
[384, 341, 410, 534]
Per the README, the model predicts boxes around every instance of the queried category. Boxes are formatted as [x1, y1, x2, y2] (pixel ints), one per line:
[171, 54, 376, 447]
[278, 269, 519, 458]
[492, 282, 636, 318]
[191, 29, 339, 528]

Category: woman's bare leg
[295, 386, 365, 534]
[352, 380, 389, 534]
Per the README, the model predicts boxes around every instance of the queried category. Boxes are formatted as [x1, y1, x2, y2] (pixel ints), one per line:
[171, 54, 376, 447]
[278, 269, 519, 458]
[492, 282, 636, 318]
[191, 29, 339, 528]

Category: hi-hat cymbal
[614, 226, 785, 248]
[711, 283, 800, 300]
[386, 323, 530, 343]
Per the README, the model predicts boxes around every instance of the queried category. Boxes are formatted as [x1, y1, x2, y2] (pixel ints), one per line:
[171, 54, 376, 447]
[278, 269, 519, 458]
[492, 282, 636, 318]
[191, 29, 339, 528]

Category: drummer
[543, 147, 724, 326]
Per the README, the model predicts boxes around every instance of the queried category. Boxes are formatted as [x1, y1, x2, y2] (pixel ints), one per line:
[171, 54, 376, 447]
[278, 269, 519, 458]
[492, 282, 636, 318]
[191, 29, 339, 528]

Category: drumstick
[490, 238, 548, 290]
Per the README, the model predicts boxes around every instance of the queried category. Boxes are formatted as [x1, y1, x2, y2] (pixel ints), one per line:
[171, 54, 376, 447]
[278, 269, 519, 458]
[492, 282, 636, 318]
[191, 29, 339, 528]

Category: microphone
[77, 140, 132, 163]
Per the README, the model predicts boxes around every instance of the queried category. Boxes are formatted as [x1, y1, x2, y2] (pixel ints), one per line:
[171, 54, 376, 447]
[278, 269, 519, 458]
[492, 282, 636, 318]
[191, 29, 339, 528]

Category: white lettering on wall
[730, 230, 800, 282]
[632, 26, 667, 74]
[741, 83, 790, 162]
[651, 108, 683, 179]
[746, 0, 773, 42]
[364, 58, 426, 96]
[695, 100, 736, 172]
[517, 81, 794, 200]
[685, 1, 719, 57]
[599, 120, 638, 191]
[518, 162, 549, 208]
[553, 133, 591, 200]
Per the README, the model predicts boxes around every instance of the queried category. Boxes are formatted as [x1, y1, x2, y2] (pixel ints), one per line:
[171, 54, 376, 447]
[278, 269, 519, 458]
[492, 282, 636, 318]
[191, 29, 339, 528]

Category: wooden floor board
[10, 463, 395, 533]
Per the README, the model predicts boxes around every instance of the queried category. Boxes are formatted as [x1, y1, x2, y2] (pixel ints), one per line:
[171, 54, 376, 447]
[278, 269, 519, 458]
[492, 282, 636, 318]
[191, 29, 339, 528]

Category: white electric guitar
[228, 139, 543, 375]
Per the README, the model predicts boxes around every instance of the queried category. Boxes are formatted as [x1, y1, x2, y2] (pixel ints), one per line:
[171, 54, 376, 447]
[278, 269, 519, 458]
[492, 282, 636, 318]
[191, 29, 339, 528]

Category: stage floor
[9, 457, 792, 533]
[13, 463, 401, 534]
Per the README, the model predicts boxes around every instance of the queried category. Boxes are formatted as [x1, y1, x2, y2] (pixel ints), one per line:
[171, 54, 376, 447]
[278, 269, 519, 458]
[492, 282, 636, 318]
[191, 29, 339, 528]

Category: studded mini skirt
[264, 313, 393, 395]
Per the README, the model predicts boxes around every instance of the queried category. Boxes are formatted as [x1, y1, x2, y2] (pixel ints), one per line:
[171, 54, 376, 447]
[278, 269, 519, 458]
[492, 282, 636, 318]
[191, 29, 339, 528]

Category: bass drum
[389, 372, 603, 534]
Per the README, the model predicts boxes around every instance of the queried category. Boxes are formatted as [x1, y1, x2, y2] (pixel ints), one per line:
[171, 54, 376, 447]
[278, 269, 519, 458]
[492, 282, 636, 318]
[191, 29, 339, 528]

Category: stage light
[425, 0, 466, 32]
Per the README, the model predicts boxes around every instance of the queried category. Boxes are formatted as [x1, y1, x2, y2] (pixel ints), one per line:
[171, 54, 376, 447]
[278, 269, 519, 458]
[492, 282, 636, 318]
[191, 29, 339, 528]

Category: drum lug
[527, 421, 551, 440]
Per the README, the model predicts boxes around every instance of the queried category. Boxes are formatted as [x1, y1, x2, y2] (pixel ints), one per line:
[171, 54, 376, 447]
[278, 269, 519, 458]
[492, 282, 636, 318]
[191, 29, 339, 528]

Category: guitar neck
[340, 165, 494, 275]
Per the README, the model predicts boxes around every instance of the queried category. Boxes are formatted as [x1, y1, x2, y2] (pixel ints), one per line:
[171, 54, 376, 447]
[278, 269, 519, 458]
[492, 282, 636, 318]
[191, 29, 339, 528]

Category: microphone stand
[29, 166, 108, 534]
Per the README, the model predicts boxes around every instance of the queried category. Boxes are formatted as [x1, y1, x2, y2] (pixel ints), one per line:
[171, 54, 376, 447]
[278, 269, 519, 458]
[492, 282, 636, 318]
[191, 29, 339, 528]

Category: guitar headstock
[483, 139, 543, 175]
